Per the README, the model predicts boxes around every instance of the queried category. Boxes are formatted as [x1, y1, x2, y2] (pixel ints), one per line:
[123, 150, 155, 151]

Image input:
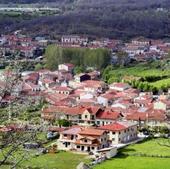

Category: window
[112, 132, 115, 135]
[71, 135, 74, 140]
[85, 139, 87, 143]
[77, 146, 80, 148]
[91, 115, 95, 120]
[85, 115, 88, 118]
[92, 147, 94, 150]
[79, 115, 81, 119]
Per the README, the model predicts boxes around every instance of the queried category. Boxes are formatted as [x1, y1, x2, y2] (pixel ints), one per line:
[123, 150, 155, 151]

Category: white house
[109, 83, 130, 92]
[58, 127, 109, 153]
[61, 35, 88, 44]
[58, 63, 74, 72]
[99, 121, 138, 145]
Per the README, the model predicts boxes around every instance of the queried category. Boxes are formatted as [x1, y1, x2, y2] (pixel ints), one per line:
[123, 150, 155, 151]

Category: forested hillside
[0, 0, 170, 39]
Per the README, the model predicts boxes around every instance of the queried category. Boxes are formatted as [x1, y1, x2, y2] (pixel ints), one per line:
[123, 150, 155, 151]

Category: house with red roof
[154, 99, 170, 112]
[44, 93, 68, 105]
[82, 80, 106, 94]
[99, 121, 138, 145]
[58, 63, 74, 72]
[109, 83, 130, 92]
[75, 128, 109, 152]
[50, 86, 73, 95]
[111, 99, 133, 109]
[126, 107, 167, 127]
[42, 105, 102, 126]
[38, 78, 56, 89]
[97, 93, 115, 106]
[23, 72, 39, 84]
[96, 109, 122, 126]
[22, 82, 40, 93]
[58, 126, 83, 151]
[74, 73, 91, 82]
[134, 94, 153, 107]
[58, 126, 109, 153]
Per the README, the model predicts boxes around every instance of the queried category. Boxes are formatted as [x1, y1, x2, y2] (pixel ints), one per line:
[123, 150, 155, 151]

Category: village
[0, 32, 170, 169]
[0, 33, 170, 63]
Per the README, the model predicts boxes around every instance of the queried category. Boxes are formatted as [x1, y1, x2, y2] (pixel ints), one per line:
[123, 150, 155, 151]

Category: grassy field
[22, 151, 89, 169]
[94, 156, 170, 169]
[104, 61, 170, 91]
[151, 78, 170, 89]
[1, 151, 89, 169]
[121, 138, 170, 156]
[1, 138, 170, 169]
[107, 62, 170, 78]
[94, 138, 170, 169]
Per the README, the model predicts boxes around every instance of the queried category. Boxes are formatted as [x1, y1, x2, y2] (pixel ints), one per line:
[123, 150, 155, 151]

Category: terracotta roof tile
[98, 122, 127, 131]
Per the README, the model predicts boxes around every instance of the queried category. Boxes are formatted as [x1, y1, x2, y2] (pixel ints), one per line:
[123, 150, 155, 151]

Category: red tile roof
[52, 86, 73, 92]
[126, 109, 166, 122]
[82, 80, 105, 88]
[111, 83, 130, 89]
[98, 122, 127, 131]
[96, 110, 121, 120]
[79, 128, 105, 136]
[42, 105, 101, 116]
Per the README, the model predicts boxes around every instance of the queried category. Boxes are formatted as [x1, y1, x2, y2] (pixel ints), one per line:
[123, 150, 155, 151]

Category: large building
[61, 35, 88, 45]
[99, 121, 138, 145]
[58, 126, 109, 153]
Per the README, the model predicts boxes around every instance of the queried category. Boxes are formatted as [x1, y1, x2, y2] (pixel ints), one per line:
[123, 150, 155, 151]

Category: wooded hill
[0, 0, 170, 39]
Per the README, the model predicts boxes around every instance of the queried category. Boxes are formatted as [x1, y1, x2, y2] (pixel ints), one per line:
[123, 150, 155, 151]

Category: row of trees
[45, 45, 111, 70]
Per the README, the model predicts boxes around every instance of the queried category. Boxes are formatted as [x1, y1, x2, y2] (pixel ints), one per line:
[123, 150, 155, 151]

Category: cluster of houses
[0, 33, 170, 154]
[60, 35, 170, 64]
[0, 33, 46, 59]
[1, 32, 170, 66]
[0, 62, 168, 153]
[122, 37, 170, 62]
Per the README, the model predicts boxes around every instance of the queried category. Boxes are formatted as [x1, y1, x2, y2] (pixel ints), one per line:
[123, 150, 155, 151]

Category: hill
[0, 0, 170, 39]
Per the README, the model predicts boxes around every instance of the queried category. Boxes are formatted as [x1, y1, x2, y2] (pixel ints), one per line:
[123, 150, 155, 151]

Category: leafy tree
[117, 51, 128, 66]
[34, 63, 44, 71]
[102, 65, 113, 82]
[45, 46, 111, 70]
[58, 119, 71, 127]
[73, 66, 85, 75]
[45, 45, 63, 70]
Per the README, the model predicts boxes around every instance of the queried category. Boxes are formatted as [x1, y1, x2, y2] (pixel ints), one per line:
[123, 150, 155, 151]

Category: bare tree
[0, 62, 43, 168]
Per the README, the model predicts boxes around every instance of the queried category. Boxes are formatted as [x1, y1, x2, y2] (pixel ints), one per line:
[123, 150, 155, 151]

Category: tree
[143, 82, 150, 92]
[73, 66, 85, 75]
[0, 63, 42, 168]
[102, 65, 113, 82]
[34, 63, 44, 71]
[45, 45, 63, 70]
[117, 51, 128, 66]
[58, 119, 71, 127]
[45, 46, 111, 70]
